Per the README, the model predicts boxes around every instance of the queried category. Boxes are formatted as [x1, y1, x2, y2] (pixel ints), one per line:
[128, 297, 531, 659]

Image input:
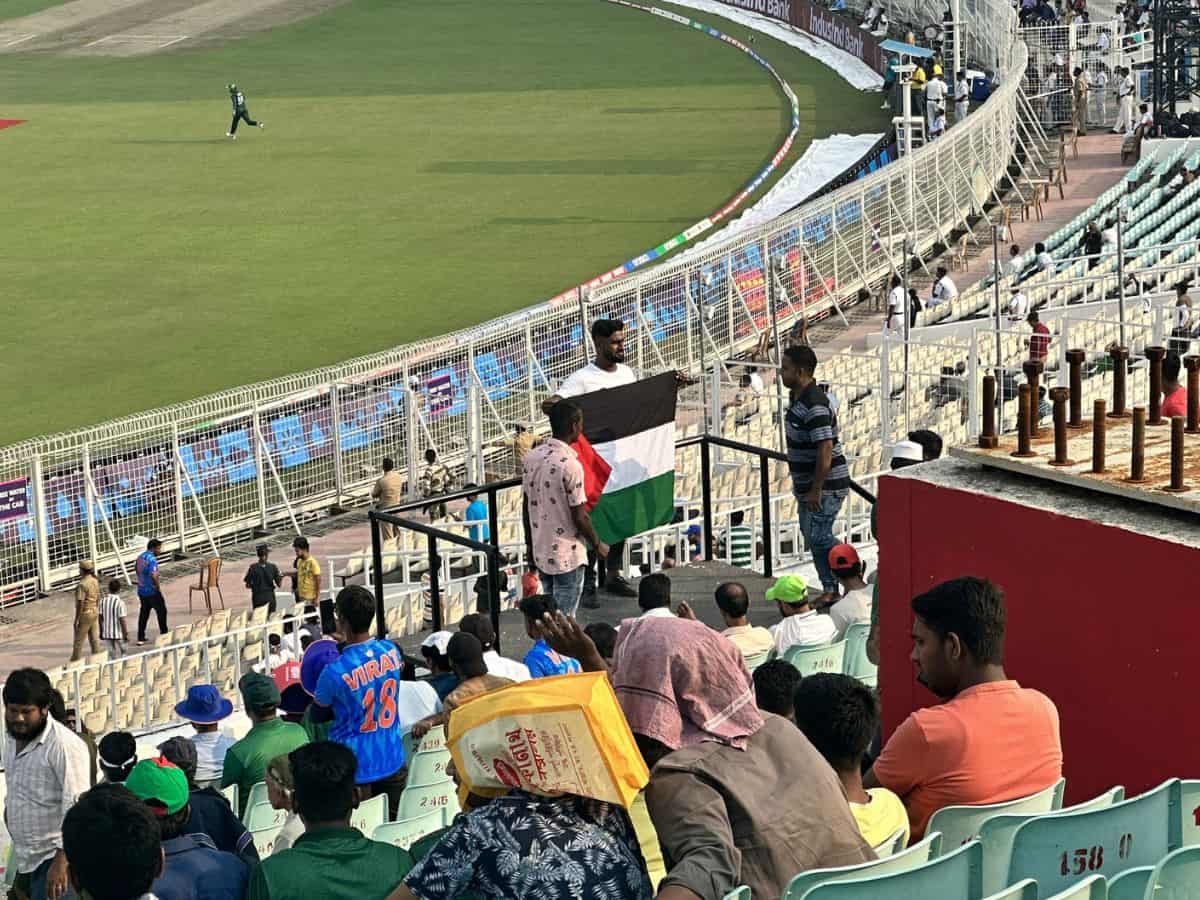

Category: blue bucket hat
[300, 638, 341, 696]
[174, 684, 233, 724]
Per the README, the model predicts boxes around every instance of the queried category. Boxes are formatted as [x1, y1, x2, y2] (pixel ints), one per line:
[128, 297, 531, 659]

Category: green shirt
[247, 826, 414, 900]
[220, 717, 308, 816]
[300, 705, 331, 744]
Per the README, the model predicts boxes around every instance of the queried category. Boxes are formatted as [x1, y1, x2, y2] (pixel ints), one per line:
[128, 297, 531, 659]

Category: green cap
[240, 671, 280, 710]
[765, 574, 808, 605]
[125, 757, 189, 815]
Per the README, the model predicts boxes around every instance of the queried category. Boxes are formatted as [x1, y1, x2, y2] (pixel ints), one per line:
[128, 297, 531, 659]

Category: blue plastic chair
[1144, 844, 1200, 900]
[842, 622, 877, 686]
[1105, 865, 1152, 900]
[350, 793, 388, 835]
[981, 878, 1037, 900]
[783, 640, 846, 676]
[1007, 779, 1181, 895]
[1042, 874, 1106, 899]
[373, 809, 447, 851]
[798, 840, 983, 900]
[928, 778, 1065, 849]
[782, 832, 943, 899]
[1178, 780, 1200, 847]
[979, 786, 1124, 894]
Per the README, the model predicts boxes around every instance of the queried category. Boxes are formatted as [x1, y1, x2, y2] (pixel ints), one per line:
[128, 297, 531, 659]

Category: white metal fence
[0, 0, 1029, 604]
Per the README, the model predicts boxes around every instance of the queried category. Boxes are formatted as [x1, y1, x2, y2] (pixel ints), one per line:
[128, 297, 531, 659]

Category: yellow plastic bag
[447, 671, 649, 810]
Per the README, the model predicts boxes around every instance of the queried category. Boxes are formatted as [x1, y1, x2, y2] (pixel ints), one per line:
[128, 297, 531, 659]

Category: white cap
[421, 630, 454, 655]
[892, 440, 924, 463]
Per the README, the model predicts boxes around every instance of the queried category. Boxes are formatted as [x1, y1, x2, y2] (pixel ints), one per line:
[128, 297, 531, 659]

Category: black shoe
[581, 587, 602, 610]
[603, 575, 637, 598]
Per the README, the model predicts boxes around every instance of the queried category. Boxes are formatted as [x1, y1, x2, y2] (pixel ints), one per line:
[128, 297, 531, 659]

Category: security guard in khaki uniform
[72, 559, 101, 661]
[371, 457, 405, 541]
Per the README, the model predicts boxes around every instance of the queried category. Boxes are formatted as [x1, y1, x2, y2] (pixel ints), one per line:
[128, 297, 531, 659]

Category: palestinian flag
[571, 372, 677, 545]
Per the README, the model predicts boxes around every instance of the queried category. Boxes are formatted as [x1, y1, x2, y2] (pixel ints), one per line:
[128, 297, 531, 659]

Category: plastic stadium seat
[242, 782, 269, 821]
[798, 840, 983, 900]
[1144, 845, 1200, 899]
[927, 778, 1065, 849]
[1105, 866, 1152, 900]
[1007, 779, 1181, 895]
[979, 786, 1124, 894]
[783, 641, 846, 677]
[245, 802, 287, 831]
[373, 810, 447, 851]
[221, 784, 238, 812]
[841, 622, 877, 686]
[407, 751, 450, 788]
[722, 890, 750, 900]
[1179, 780, 1200, 846]
[397, 780, 459, 821]
[781, 832, 943, 898]
[981, 878, 1036, 900]
[350, 793, 388, 836]
[1042, 874, 1106, 899]
[873, 826, 908, 859]
[251, 824, 283, 857]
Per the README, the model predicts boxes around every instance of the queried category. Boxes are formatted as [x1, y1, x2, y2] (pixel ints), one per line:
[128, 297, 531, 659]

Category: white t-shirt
[931, 275, 958, 305]
[557, 363, 637, 398]
[483, 650, 531, 682]
[1037, 251, 1054, 271]
[828, 588, 873, 639]
[771, 609, 839, 655]
[1098, 30, 1110, 51]
[1141, 110, 1154, 127]
[888, 285, 905, 315]
[1008, 256, 1024, 279]
[396, 680, 443, 730]
[748, 372, 765, 394]
[1009, 291, 1030, 319]
[1120, 74, 1134, 98]
[925, 78, 947, 104]
[955, 78, 970, 103]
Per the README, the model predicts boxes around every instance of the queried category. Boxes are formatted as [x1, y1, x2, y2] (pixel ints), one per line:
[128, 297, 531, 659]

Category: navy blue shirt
[184, 788, 259, 865]
[154, 834, 249, 900]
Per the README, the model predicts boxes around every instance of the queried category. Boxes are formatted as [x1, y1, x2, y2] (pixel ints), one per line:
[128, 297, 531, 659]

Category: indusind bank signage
[714, 0, 887, 74]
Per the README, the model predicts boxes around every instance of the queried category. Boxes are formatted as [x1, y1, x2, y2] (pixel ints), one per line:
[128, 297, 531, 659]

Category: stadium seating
[926, 778, 1065, 849]
[781, 832, 943, 898]
[1145, 845, 1200, 898]
[782, 641, 847, 676]
[800, 840, 984, 899]
[1104, 867, 1152, 900]
[983, 880, 1038, 900]
[1044, 875, 1107, 899]
[841, 622, 878, 686]
[350, 794, 388, 836]
[397, 779, 460, 821]
[373, 809, 448, 851]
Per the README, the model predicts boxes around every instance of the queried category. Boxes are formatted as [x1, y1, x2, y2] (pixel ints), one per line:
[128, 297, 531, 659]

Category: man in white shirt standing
[1008, 285, 1030, 321]
[767, 575, 838, 655]
[885, 274, 905, 335]
[925, 69, 947, 130]
[3, 668, 91, 900]
[542, 318, 640, 603]
[929, 266, 958, 310]
[954, 70, 970, 122]
[1113, 66, 1135, 134]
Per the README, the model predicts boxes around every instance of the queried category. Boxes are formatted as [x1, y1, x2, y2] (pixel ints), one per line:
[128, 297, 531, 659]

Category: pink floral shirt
[522, 437, 588, 575]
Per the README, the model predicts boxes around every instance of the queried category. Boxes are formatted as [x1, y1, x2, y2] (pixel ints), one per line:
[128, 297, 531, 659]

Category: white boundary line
[84, 33, 187, 47]
[1, 33, 38, 47]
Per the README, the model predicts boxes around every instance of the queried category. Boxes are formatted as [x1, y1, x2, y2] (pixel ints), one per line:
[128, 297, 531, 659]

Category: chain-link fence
[0, 0, 1030, 602]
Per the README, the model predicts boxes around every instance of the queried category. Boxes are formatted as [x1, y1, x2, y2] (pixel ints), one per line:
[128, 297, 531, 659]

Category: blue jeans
[539, 566, 585, 617]
[798, 492, 845, 594]
[28, 855, 76, 900]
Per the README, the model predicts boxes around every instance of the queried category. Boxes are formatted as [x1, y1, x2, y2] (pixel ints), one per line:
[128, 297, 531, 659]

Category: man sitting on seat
[795, 673, 909, 849]
[865, 577, 1063, 839]
[815, 544, 872, 639]
[767, 575, 837, 656]
[752, 660, 801, 721]
[714, 581, 774, 660]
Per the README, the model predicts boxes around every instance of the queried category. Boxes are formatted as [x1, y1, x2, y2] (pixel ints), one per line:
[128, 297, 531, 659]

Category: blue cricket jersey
[315, 638, 406, 783]
[523, 639, 581, 679]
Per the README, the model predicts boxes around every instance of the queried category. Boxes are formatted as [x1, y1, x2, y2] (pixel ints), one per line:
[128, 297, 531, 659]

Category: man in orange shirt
[865, 577, 1062, 840]
[1161, 350, 1188, 420]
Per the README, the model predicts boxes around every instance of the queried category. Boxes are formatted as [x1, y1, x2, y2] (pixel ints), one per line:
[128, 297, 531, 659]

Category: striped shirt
[785, 382, 850, 498]
[720, 524, 756, 568]
[2, 718, 92, 874]
[99, 593, 127, 640]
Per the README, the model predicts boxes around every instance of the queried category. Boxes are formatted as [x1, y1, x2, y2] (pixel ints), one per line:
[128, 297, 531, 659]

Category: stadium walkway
[0, 134, 1129, 678]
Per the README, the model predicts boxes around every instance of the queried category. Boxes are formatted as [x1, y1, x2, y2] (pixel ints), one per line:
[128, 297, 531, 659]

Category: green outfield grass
[0, 0, 884, 445]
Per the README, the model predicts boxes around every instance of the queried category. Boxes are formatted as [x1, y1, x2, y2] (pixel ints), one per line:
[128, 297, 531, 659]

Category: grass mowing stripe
[0, 0, 885, 444]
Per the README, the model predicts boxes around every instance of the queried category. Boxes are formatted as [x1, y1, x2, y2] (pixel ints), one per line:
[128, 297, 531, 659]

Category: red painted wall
[876, 472, 1200, 805]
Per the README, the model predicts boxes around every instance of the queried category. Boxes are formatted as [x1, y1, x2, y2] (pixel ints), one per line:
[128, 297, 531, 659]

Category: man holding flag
[522, 401, 609, 617]
[542, 319, 640, 604]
